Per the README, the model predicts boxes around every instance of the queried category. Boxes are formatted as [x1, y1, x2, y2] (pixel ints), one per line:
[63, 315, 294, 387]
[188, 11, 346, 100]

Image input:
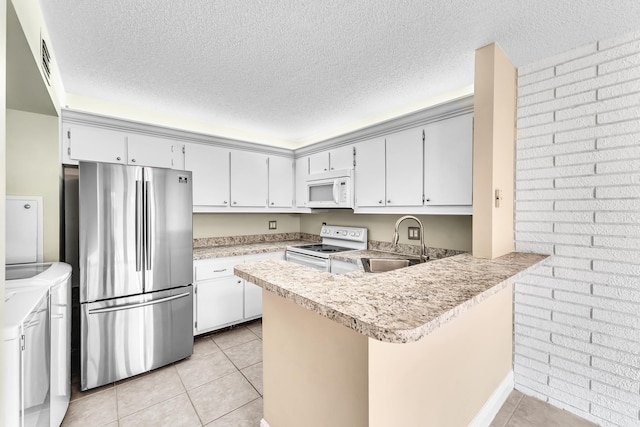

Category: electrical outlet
[268, 220, 277, 230]
[408, 227, 420, 240]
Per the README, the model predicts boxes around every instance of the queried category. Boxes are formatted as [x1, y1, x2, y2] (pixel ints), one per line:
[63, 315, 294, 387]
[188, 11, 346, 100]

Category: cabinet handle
[426, 198, 431, 202]
[270, 202, 274, 205]
[116, 156, 121, 161]
[223, 201, 228, 204]
[387, 200, 391, 204]
[24, 204, 31, 209]
[233, 201, 237, 205]
[237, 280, 242, 284]
[378, 200, 383, 204]
[131, 158, 136, 163]
[324, 168, 327, 171]
[213, 269, 227, 273]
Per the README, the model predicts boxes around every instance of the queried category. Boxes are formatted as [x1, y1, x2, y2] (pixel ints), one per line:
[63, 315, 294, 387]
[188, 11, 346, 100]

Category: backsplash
[193, 233, 464, 260]
[193, 232, 320, 248]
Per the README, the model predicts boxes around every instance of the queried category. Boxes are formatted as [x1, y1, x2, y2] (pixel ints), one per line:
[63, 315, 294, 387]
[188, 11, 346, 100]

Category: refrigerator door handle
[135, 180, 143, 272]
[145, 180, 152, 271]
[87, 292, 190, 314]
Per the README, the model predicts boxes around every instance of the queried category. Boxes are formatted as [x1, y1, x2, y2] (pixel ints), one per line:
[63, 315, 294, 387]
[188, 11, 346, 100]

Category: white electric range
[286, 225, 368, 272]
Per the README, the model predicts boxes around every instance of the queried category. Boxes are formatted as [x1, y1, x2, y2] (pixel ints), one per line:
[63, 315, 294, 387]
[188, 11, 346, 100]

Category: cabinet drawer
[194, 259, 237, 281]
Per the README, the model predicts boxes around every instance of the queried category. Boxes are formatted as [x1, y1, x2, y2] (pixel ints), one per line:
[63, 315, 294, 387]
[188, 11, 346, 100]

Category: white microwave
[305, 170, 353, 208]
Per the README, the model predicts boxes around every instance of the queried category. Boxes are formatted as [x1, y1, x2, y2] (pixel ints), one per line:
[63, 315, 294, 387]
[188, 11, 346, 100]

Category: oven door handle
[286, 252, 329, 270]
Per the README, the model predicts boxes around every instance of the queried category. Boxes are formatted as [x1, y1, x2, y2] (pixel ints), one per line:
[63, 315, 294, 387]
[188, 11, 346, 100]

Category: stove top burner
[294, 244, 354, 253]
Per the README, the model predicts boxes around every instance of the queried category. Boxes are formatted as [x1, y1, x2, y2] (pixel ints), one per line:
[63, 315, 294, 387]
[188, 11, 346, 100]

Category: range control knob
[342, 231, 347, 236]
[355, 232, 361, 237]
[350, 232, 355, 236]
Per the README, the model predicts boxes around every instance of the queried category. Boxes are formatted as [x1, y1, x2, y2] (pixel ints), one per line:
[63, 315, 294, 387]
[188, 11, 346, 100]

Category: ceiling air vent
[41, 36, 51, 86]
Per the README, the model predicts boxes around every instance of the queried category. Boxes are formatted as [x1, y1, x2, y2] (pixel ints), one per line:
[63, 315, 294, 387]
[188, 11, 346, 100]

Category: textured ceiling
[39, 0, 640, 148]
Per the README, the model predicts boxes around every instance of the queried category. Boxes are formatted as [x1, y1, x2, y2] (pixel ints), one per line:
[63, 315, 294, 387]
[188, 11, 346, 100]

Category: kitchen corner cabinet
[184, 143, 230, 207]
[64, 123, 185, 169]
[424, 113, 473, 206]
[308, 145, 354, 174]
[230, 150, 268, 207]
[268, 156, 294, 207]
[193, 252, 283, 335]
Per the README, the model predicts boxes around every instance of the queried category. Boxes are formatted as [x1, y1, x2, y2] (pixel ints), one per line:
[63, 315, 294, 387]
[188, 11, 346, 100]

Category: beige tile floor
[491, 389, 598, 427]
[64, 319, 597, 427]
[63, 319, 264, 427]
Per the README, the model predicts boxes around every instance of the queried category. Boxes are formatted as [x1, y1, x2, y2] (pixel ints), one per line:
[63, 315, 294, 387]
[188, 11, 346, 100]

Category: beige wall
[300, 211, 472, 251]
[368, 286, 513, 426]
[193, 213, 301, 238]
[6, 109, 60, 261]
[263, 292, 369, 427]
[472, 43, 516, 259]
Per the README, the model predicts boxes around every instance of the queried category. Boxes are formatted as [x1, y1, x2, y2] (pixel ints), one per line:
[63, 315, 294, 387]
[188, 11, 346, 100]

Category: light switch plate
[408, 227, 420, 240]
[268, 220, 277, 230]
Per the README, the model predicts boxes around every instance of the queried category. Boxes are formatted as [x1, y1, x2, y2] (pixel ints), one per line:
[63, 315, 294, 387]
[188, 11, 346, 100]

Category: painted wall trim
[468, 370, 515, 427]
[61, 108, 294, 157]
[62, 95, 473, 160]
[294, 95, 474, 157]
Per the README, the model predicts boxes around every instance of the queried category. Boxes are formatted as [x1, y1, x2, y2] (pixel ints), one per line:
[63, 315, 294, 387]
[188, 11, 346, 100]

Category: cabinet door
[354, 138, 386, 207]
[185, 143, 230, 207]
[67, 123, 127, 164]
[295, 156, 309, 207]
[127, 134, 180, 169]
[196, 276, 244, 332]
[329, 145, 354, 171]
[268, 156, 294, 208]
[230, 150, 268, 207]
[385, 127, 424, 206]
[424, 113, 473, 206]
[308, 152, 330, 174]
[244, 282, 262, 319]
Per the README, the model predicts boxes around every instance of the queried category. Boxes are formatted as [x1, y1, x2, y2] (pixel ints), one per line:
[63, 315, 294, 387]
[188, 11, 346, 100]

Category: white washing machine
[5, 262, 72, 427]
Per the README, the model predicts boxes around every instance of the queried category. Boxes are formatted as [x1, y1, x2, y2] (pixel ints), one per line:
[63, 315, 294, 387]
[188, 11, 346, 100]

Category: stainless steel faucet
[392, 215, 429, 263]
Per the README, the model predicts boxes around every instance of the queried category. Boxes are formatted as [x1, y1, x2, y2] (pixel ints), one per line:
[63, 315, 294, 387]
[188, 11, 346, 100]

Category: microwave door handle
[332, 180, 340, 203]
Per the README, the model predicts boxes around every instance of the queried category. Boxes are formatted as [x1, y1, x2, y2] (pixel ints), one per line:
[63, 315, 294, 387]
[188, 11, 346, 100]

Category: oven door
[285, 251, 330, 272]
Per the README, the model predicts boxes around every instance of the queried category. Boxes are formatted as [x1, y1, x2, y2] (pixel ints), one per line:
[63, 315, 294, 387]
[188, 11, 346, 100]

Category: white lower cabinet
[196, 276, 244, 333]
[193, 251, 284, 335]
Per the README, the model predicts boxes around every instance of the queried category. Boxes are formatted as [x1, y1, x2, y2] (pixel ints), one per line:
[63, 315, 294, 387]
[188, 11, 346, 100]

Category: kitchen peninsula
[235, 252, 547, 427]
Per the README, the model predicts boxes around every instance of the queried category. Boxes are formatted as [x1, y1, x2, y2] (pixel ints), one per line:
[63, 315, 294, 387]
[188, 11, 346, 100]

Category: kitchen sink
[361, 257, 422, 273]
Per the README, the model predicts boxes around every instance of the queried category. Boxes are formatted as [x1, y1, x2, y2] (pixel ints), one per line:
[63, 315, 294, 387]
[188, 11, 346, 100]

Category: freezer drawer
[80, 286, 193, 390]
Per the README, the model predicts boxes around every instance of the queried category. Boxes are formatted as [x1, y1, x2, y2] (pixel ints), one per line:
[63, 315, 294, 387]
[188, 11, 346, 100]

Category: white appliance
[286, 225, 367, 272]
[5, 262, 72, 427]
[305, 170, 353, 208]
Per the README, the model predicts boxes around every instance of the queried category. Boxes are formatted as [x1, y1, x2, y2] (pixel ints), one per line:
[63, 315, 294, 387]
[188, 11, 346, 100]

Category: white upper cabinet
[230, 150, 268, 207]
[355, 137, 386, 207]
[385, 127, 424, 207]
[295, 156, 309, 207]
[128, 134, 184, 169]
[184, 143, 230, 207]
[64, 123, 184, 169]
[268, 156, 294, 208]
[424, 113, 473, 206]
[308, 145, 354, 174]
[308, 151, 330, 174]
[65, 123, 127, 165]
[328, 145, 354, 171]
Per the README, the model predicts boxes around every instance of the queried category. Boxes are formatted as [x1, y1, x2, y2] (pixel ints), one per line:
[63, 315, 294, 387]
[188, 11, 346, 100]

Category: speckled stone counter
[234, 252, 547, 343]
[193, 240, 312, 260]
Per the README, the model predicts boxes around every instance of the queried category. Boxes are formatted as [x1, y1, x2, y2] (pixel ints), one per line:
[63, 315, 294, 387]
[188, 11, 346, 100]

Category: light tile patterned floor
[63, 318, 599, 426]
[62, 320, 264, 427]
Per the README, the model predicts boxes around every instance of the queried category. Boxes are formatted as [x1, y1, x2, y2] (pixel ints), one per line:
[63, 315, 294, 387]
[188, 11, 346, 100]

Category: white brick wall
[515, 30, 640, 427]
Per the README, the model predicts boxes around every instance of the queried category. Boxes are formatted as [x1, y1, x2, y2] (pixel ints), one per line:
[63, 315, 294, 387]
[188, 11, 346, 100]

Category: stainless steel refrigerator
[79, 161, 194, 390]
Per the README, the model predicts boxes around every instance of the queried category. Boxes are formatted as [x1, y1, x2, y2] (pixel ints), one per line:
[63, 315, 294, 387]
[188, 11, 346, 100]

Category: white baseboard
[468, 370, 514, 427]
[260, 418, 271, 427]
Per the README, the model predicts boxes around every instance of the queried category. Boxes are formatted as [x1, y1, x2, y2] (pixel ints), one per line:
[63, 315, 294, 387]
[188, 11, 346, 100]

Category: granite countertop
[193, 240, 311, 260]
[234, 252, 547, 344]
